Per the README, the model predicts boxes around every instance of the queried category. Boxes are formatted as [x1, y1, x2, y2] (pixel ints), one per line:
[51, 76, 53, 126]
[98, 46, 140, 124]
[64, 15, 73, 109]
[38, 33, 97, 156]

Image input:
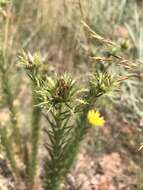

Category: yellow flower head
[87, 109, 105, 127]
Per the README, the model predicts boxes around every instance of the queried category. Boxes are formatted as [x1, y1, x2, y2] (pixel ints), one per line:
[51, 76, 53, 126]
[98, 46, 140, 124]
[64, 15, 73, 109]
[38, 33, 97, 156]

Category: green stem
[44, 106, 67, 190]
[0, 54, 22, 157]
[0, 128, 20, 182]
[28, 87, 41, 187]
[44, 105, 89, 190]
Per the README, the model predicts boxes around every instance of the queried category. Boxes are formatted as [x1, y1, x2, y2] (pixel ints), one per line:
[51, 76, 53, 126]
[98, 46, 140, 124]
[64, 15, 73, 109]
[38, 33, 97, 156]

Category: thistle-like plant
[34, 73, 84, 190]
[0, 48, 138, 190]
[26, 63, 121, 190]
[18, 49, 138, 190]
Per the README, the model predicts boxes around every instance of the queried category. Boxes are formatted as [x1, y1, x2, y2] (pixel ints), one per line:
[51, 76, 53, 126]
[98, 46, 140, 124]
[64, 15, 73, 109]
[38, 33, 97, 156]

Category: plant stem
[0, 128, 20, 182]
[28, 86, 41, 187]
[44, 106, 69, 190]
[0, 54, 22, 156]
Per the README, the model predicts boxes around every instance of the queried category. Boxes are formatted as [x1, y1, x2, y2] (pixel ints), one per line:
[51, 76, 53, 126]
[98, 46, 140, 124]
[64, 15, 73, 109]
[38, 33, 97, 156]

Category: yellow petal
[87, 109, 105, 127]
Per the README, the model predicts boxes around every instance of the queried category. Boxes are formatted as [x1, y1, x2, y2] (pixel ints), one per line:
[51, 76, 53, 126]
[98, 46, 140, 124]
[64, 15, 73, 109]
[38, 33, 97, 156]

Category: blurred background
[0, 0, 143, 189]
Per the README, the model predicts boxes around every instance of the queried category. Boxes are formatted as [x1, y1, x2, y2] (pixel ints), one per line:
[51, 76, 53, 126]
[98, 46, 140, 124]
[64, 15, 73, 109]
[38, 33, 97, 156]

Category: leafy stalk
[44, 106, 73, 190]
[0, 52, 22, 157]
[18, 53, 42, 187]
[0, 127, 20, 182]
[18, 52, 134, 190]
[28, 88, 41, 188]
